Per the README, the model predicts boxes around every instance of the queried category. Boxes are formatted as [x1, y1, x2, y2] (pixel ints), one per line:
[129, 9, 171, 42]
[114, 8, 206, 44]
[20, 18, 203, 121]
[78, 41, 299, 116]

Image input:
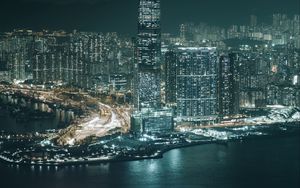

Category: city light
[0, 0, 299, 187]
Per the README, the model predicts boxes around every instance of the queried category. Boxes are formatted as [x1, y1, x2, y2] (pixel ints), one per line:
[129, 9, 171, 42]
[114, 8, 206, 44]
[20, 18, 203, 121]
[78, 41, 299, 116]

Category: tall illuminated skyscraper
[134, 0, 161, 110]
[165, 50, 177, 104]
[218, 54, 239, 116]
[131, 0, 173, 134]
[176, 47, 218, 124]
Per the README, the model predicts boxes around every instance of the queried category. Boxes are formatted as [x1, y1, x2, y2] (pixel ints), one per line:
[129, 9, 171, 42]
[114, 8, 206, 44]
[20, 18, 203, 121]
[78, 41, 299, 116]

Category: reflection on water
[0, 94, 75, 132]
[1, 135, 299, 188]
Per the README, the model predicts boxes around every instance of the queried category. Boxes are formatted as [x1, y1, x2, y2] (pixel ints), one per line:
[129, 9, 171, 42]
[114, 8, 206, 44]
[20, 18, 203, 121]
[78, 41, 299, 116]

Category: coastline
[1, 121, 299, 167]
[0, 142, 214, 167]
[0, 89, 299, 167]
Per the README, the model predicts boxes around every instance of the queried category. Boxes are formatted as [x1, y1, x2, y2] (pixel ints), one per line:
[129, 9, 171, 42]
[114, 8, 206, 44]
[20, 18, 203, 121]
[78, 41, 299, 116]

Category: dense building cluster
[165, 44, 300, 123]
[0, 30, 133, 90]
[0, 0, 299, 132]
[163, 14, 300, 125]
[165, 14, 300, 49]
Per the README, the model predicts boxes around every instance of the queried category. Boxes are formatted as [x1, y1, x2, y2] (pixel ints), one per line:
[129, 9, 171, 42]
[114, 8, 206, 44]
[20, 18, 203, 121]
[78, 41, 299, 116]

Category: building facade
[131, 108, 173, 134]
[165, 50, 177, 104]
[218, 54, 239, 116]
[176, 47, 218, 124]
[134, 0, 161, 110]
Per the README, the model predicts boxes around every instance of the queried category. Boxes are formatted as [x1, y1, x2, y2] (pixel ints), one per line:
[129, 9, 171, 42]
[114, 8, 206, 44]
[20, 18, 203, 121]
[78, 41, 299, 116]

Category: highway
[0, 83, 131, 146]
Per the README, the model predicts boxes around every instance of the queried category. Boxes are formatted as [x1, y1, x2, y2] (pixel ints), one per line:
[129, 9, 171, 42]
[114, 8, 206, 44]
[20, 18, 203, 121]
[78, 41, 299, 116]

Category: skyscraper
[218, 54, 239, 116]
[165, 50, 177, 104]
[180, 24, 187, 43]
[176, 47, 218, 124]
[8, 52, 26, 81]
[250, 15, 257, 27]
[131, 0, 174, 134]
[134, 0, 161, 110]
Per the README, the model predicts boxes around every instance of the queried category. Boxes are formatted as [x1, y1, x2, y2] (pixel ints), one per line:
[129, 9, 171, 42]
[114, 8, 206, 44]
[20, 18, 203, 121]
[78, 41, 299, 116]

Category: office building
[134, 0, 161, 110]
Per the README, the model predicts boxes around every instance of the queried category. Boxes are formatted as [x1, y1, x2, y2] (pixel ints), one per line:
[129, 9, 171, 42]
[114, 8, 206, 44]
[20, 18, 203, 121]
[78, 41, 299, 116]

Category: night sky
[0, 0, 299, 35]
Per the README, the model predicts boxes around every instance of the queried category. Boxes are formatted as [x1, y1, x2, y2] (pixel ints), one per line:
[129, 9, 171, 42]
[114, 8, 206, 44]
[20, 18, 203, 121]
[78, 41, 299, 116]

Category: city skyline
[0, 0, 299, 188]
[0, 0, 299, 35]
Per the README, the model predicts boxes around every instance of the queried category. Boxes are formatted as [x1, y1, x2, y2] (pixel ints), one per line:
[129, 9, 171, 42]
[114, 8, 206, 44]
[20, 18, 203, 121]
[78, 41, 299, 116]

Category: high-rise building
[180, 24, 187, 43]
[250, 15, 257, 27]
[237, 52, 268, 108]
[218, 54, 239, 116]
[176, 47, 218, 124]
[8, 52, 26, 81]
[33, 36, 70, 85]
[134, 0, 161, 110]
[131, 0, 174, 134]
[165, 50, 177, 104]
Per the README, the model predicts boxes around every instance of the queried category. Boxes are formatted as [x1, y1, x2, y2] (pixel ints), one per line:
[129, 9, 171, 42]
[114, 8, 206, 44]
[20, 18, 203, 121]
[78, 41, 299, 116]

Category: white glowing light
[293, 75, 298, 85]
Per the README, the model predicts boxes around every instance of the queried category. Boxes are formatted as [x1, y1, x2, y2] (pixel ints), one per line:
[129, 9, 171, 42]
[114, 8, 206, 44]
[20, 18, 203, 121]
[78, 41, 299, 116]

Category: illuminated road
[0, 84, 131, 146]
[59, 102, 131, 146]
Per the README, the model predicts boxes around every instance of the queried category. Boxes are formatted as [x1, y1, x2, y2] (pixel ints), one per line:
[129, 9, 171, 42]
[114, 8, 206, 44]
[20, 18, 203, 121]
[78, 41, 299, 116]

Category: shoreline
[0, 89, 299, 167]
[0, 141, 213, 167]
[1, 127, 299, 167]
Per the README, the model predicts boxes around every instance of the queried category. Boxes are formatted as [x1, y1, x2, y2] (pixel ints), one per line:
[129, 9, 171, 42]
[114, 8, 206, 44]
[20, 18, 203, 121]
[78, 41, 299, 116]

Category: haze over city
[1, 0, 299, 34]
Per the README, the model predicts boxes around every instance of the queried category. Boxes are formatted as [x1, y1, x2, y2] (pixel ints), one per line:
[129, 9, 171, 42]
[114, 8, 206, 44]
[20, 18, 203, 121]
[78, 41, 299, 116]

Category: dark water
[0, 135, 299, 188]
[0, 109, 70, 132]
[0, 94, 74, 132]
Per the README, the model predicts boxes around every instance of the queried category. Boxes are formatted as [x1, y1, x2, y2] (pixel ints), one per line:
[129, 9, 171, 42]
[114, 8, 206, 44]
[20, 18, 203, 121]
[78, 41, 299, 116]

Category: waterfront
[0, 134, 299, 188]
[0, 93, 299, 187]
[0, 0, 299, 187]
[1, 95, 300, 167]
[0, 93, 75, 133]
[1, 101, 299, 188]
